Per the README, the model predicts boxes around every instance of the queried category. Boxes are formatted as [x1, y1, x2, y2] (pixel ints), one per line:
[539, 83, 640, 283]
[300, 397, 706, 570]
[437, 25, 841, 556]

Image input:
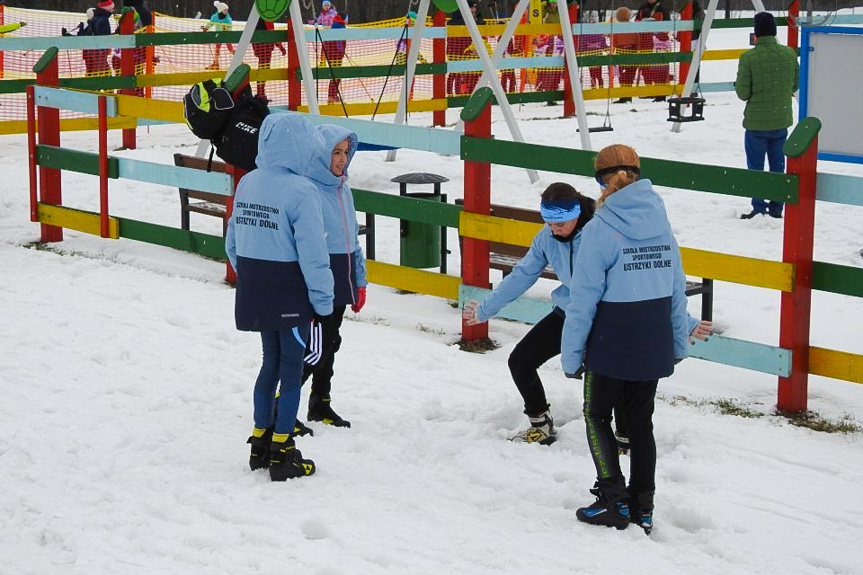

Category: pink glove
[351, 287, 366, 313]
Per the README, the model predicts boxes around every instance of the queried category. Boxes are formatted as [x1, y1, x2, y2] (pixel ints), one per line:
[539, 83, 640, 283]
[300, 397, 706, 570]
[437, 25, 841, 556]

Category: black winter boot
[269, 437, 316, 481]
[629, 490, 655, 535]
[247, 427, 273, 471]
[576, 478, 630, 530]
[308, 395, 351, 428]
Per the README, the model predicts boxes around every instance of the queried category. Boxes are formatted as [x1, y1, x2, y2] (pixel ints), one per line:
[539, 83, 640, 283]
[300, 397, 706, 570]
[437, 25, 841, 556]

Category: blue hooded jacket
[476, 198, 594, 321]
[225, 114, 334, 331]
[561, 179, 693, 380]
[306, 124, 368, 307]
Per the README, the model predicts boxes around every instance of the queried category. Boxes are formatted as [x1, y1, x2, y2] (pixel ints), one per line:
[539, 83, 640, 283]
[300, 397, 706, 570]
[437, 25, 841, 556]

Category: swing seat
[667, 96, 705, 123]
[576, 125, 614, 133]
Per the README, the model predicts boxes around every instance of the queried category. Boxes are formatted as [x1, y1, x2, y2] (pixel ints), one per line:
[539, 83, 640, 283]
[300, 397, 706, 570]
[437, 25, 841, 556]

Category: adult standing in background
[736, 12, 799, 220]
[635, 0, 670, 101]
[252, 17, 287, 101]
[611, 6, 638, 104]
[88, 1, 115, 77]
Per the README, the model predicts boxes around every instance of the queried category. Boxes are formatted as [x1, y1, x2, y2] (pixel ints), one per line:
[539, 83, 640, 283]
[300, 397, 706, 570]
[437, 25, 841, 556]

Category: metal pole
[455, 0, 539, 183]
[386, 0, 431, 162]
[290, 0, 321, 115]
[672, 0, 720, 133]
[557, 0, 592, 150]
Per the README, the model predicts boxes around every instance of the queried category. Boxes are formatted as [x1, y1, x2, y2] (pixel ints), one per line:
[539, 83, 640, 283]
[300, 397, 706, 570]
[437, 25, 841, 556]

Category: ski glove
[351, 287, 366, 313]
[565, 365, 586, 380]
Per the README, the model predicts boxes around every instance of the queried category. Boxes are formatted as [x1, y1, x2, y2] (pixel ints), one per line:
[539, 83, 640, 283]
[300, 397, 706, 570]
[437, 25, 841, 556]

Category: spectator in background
[736, 12, 799, 220]
[86, 1, 114, 77]
[322, 12, 347, 104]
[203, 2, 235, 70]
[445, 0, 483, 96]
[577, 26, 608, 89]
[611, 6, 638, 103]
[535, 33, 564, 103]
[62, 9, 102, 77]
[636, 0, 670, 101]
[123, 0, 151, 27]
[253, 17, 287, 101]
[500, 34, 523, 93]
[315, 0, 338, 27]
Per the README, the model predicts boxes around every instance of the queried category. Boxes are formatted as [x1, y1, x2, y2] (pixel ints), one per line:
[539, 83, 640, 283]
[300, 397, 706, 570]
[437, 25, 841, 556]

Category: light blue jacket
[477, 226, 584, 321]
[225, 114, 334, 330]
[561, 179, 695, 380]
[306, 124, 368, 307]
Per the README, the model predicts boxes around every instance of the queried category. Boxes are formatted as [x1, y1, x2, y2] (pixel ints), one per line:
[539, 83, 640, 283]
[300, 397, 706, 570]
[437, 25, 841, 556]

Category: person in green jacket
[735, 12, 799, 219]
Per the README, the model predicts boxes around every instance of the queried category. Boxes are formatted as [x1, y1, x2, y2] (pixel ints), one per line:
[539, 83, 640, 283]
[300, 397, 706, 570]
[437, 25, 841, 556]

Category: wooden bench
[173, 153, 371, 248]
[174, 153, 232, 233]
[472, 202, 714, 321]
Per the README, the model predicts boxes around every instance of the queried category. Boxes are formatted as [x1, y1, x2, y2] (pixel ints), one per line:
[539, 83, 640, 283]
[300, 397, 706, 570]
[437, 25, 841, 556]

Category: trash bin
[392, 173, 449, 271]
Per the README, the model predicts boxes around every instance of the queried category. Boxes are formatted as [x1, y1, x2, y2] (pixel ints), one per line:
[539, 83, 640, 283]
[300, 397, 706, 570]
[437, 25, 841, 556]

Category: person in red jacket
[252, 18, 286, 101]
[635, 0, 670, 100]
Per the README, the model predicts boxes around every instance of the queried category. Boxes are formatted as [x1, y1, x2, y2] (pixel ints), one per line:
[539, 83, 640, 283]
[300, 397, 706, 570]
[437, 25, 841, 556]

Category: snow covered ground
[1, 27, 862, 575]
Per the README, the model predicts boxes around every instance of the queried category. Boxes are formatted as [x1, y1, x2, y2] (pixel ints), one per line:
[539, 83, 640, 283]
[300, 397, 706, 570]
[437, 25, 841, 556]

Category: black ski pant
[508, 308, 565, 417]
[583, 371, 658, 497]
[302, 305, 347, 399]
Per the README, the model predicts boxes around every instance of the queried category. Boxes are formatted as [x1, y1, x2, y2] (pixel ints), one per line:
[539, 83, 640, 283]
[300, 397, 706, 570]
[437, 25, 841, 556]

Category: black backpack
[183, 79, 234, 141]
[213, 87, 270, 172]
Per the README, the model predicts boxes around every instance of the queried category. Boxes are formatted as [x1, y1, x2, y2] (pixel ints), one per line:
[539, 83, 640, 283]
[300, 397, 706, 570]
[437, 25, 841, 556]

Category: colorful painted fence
[26, 59, 862, 413]
[0, 2, 828, 135]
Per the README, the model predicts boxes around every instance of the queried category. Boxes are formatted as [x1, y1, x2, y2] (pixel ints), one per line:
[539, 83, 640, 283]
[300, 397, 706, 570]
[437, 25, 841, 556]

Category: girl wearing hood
[226, 114, 335, 482]
[462, 183, 595, 446]
[561, 144, 711, 533]
[300, 125, 367, 429]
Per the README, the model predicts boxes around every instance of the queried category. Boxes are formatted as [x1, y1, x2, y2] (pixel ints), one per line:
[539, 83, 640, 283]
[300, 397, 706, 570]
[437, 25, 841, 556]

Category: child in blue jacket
[462, 183, 594, 445]
[300, 124, 368, 429]
[561, 144, 712, 533]
[226, 114, 334, 482]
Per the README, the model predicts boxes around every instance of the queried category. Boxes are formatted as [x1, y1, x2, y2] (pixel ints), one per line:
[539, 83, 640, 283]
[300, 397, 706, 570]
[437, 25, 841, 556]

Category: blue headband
[540, 200, 581, 222]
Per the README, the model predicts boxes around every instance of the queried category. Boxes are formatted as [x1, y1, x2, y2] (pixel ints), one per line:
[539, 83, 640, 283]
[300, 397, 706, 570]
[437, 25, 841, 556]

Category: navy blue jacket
[225, 114, 334, 331]
[90, 7, 114, 36]
[306, 124, 368, 307]
[561, 179, 693, 380]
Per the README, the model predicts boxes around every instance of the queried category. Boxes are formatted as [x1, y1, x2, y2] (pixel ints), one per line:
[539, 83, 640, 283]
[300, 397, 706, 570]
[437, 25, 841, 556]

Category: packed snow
[1, 25, 862, 575]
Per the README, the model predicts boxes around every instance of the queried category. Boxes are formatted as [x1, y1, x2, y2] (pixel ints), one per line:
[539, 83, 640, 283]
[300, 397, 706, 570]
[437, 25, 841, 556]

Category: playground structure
[25, 3, 863, 414]
[1, 1, 845, 138]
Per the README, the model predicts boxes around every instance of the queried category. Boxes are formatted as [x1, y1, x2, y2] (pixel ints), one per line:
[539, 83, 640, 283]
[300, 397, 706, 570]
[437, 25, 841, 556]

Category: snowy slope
[1, 27, 862, 575]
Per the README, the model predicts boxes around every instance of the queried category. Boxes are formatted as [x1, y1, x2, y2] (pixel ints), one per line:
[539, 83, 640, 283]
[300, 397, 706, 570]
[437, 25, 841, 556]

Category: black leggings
[302, 305, 347, 399]
[508, 309, 565, 417]
[583, 371, 658, 494]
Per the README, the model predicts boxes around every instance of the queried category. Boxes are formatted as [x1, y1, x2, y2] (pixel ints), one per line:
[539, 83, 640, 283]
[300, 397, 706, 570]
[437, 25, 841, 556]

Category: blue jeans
[745, 128, 787, 216]
[253, 325, 310, 434]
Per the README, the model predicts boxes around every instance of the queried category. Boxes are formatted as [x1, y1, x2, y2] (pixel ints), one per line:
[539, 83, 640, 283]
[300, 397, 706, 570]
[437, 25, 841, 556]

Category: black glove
[61, 27, 71, 36]
[565, 365, 586, 380]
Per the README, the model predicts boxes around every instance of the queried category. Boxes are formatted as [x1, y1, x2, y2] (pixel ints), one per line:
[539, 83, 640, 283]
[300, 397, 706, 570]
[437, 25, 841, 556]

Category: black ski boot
[293, 419, 314, 437]
[629, 490, 655, 535]
[308, 395, 351, 428]
[247, 427, 273, 471]
[269, 437, 316, 481]
[576, 479, 630, 530]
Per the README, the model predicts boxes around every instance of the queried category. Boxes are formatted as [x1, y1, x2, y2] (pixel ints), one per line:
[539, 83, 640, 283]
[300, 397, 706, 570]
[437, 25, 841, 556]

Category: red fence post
[787, 0, 800, 50]
[35, 48, 62, 243]
[778, 118, 821, 412]
[433, 9, 447, 127]
[563, 2, 579, 118]
[27, 86, 38, 223]
[144, 14, 156, 100]
[461, 88, 493, 342]
[98, 95, 110, 238]
[119, 8, 137, 150]
[679, 2, 693, 90]
[287, 17, 301, 111]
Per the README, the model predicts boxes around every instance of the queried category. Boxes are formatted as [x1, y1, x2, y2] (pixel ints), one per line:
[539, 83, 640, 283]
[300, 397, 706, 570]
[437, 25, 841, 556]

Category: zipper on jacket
[337, 180, 356, 305]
